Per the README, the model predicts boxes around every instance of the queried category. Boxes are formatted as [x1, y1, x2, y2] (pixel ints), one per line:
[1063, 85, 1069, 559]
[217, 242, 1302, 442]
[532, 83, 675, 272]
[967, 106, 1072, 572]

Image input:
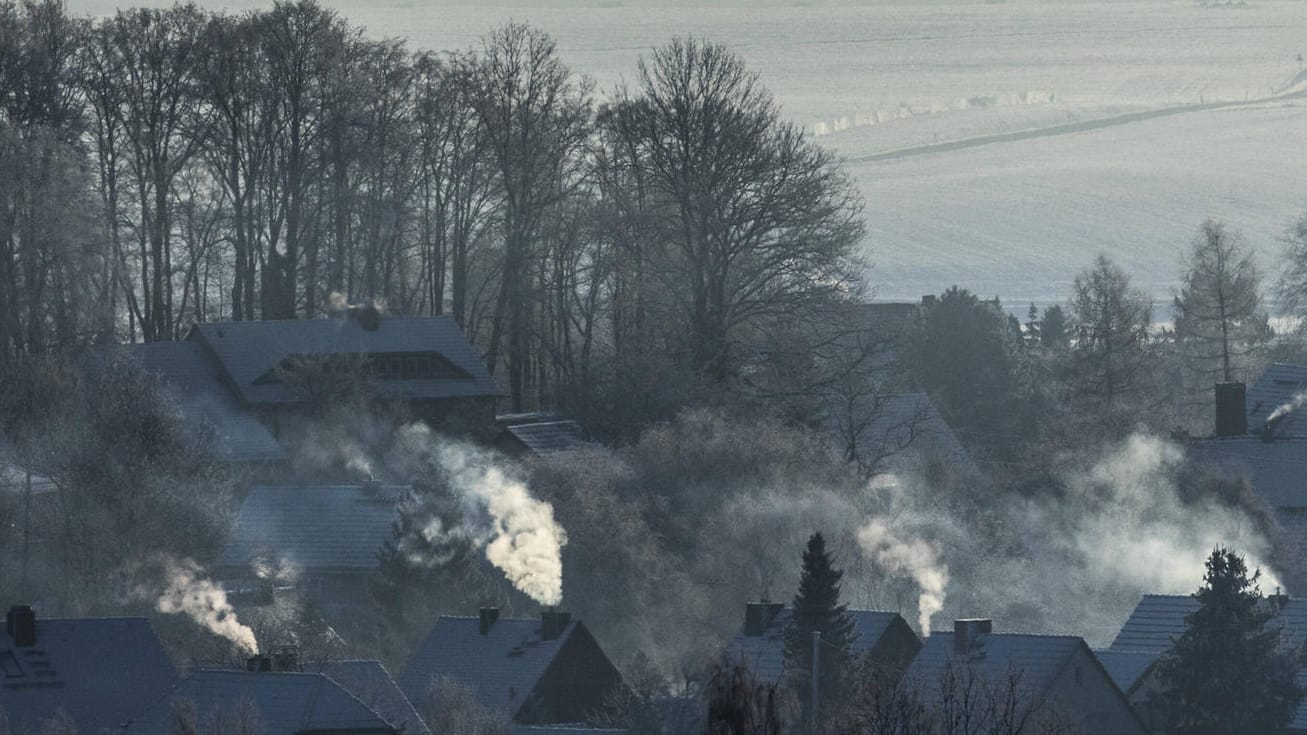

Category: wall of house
[1047, 647, 1148, 735]
[518, 624, 627, 725]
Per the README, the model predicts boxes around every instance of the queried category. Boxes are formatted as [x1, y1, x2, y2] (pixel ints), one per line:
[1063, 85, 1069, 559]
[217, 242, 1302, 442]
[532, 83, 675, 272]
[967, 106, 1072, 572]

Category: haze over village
[2, 0, 1307, 733]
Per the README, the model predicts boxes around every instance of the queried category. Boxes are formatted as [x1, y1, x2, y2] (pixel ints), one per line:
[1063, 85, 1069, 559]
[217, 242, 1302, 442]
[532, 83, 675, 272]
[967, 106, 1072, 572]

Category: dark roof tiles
[398, 616, 577, 717]
[217, 485, 407, 572]
[723, 608, 908, 683]
[0, 617, 177, 735]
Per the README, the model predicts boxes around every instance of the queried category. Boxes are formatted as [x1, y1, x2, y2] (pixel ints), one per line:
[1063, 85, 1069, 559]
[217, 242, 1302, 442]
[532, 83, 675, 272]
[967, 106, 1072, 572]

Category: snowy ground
[66, 0, 1307, 305]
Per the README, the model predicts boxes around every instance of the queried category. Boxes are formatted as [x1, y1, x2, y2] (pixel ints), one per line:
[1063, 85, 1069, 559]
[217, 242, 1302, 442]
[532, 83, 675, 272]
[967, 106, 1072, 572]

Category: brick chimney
[6, 605, 35, 647]
[1214, 382, 1247, 437]
[541, 609, 571, 641]
[245, 654, 271, 673]
[744, 602, 784, 636]
[479, 607, 499, 635]
[953, 618, 992, 655]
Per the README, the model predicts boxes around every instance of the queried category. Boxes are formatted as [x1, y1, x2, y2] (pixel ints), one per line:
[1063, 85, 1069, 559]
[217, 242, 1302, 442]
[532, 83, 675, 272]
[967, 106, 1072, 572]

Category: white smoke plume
[396, 424, 568, 606]
[857, 518, 948, 636]
[144, 555, 258, 653]
[1056, 434, 1280, 596]
[1266, 391, 1307, 427]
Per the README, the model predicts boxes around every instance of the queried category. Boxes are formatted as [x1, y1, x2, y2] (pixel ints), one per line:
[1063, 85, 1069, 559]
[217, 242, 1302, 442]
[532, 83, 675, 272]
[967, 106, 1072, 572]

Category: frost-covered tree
[1173, 219, 1268, 384]
[1069, 254, 1153, 423]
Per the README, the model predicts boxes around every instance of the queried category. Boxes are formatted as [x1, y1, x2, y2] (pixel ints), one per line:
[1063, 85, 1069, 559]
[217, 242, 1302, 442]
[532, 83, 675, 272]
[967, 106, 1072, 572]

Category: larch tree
[1155, 547, 1303, 734]
[784, 532, 857, 727]
[1173, 219, 1268, 384]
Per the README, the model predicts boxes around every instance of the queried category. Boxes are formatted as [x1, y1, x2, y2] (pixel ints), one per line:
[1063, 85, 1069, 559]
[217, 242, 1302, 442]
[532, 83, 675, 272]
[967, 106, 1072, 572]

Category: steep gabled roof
[128, 670, 396, 734]
[1188, 436, 1307, 509]
[905, 631, 1082, 705]
[322, 661, 432, 735]
[503, 421, 587, 456]
[190, 316, 501, 404]
[723, 607, 914, 683]
[1093, 649, 1160, 696]
[398, 616, 584, 718]
[856, 393, 981, 480]
[217, 485, 407, 573]
[0, 617, 177, 735]
[131, 341, 287, 463]
[1248, 363, 1307, 438]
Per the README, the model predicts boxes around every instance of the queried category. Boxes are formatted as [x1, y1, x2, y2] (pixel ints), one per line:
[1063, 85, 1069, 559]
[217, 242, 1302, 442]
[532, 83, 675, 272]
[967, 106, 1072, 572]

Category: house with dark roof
[127, 668, 401, 734]
[129, 313, 502, 466]
[0, 605, 177, 735]
[1247, 364, 1307, 439]
[1108, 593, 1307, 733]
[904, 619, 1146, 735]
[216, 483, 408, 613]
[398, 609, 629, 725]
[723, 602, 921, 685]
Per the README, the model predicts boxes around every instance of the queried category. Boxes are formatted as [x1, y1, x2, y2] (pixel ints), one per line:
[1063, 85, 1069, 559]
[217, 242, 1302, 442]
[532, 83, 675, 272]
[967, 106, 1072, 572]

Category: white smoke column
[857, 518, 949, 636]
[399, 424, 567, 606]
[150, 556, 257, 653]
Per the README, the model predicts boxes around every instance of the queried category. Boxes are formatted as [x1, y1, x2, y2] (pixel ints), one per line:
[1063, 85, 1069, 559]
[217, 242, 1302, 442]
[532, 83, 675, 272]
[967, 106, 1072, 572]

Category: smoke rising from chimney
[857, 518, 948, 636]
[396, 424, 568, 606]
[141, 555, 258, 654]
[1266, 390, 1307, 428]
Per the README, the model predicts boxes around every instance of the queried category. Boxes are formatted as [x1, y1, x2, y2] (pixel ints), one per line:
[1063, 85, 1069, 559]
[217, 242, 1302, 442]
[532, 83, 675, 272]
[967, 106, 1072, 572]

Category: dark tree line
[0, 1, 864, 417]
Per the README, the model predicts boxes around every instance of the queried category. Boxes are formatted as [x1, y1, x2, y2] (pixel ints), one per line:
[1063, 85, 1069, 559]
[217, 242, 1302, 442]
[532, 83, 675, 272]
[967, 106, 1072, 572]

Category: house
[723, 602, 921, 685]
[1107, 593, 1307, 733]
[126, 667, 401, 734]
[0, 605, 177, 735]
[131, 341, 287, 465]
[398, 609, 629, 725]
[129, 313, 502, 465]
[215, 483, 408, 612]
[904, 619, 1147, 735]
[495, 413, 589, 457]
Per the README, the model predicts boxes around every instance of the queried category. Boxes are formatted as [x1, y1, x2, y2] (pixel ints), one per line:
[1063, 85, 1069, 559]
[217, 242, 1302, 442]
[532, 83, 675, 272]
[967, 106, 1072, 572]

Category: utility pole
[810, 630, 821, 733]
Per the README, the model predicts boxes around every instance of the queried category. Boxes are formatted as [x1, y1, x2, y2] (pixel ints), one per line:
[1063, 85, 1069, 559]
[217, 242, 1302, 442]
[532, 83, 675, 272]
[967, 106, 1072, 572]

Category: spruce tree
[1156, 547, 1303, 734]
[784, 533, 857, 723]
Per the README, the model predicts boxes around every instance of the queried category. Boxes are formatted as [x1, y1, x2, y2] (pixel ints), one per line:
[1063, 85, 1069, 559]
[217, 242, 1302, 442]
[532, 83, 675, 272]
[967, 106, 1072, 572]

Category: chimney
[744, 602, 785, 637]
[7, 605, 35, 647]
[270, 645, 300, 672]
[361, 478, 383, 496]
[479, 607, 500, 635]
[541, 609, 571, 641]
[953, 618, 992, 655]
[1214, 382, 1248, 437]
[245, 654, 271, 673]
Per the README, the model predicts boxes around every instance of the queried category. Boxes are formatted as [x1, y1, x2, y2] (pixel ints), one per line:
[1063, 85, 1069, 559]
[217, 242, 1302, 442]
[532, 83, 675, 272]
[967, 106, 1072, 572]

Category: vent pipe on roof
[479, 607, 499, 635]
[541, 609, 571, 641]
[7, 605, 34, 647]
[1214, 382, 1248, 437]
[953, 618, 992, 655]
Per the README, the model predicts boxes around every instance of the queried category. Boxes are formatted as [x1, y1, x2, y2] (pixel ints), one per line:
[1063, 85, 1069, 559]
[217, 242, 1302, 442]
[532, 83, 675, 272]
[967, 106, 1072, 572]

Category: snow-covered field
[68, 0, 1307, 305]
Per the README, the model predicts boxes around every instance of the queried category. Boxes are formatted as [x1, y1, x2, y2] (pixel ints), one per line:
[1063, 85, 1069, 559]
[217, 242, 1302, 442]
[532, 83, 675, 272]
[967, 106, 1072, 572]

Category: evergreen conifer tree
[783, 533, 857, 725]
[1156, 547, 1303, 734]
